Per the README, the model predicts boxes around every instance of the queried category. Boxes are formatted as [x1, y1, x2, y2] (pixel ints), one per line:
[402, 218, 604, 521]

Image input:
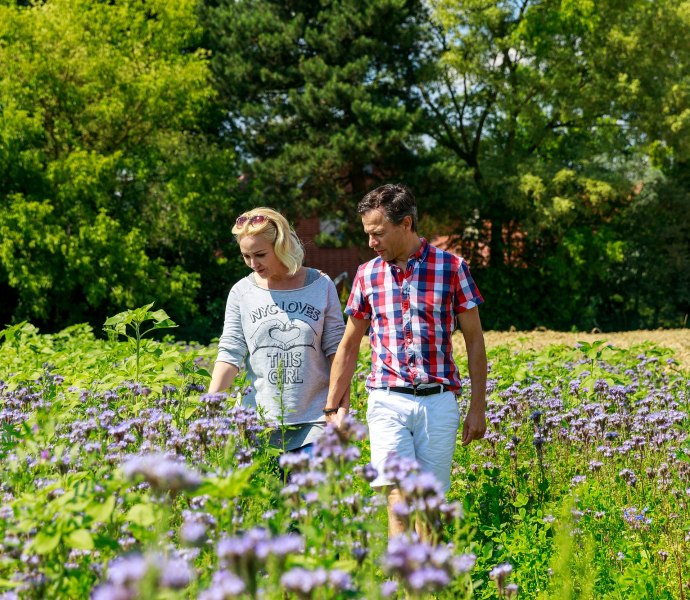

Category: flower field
[0, 313, 689, 599]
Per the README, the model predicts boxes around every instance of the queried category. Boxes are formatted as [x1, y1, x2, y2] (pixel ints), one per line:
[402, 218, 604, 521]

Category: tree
[0, 0, 242, 335]
[201, 0, 432, 218]
[419, 0, 690, 329]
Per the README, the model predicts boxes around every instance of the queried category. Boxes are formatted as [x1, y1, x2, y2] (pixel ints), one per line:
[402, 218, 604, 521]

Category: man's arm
[457, 307, 487, 445]
[325, 316, 370, 426]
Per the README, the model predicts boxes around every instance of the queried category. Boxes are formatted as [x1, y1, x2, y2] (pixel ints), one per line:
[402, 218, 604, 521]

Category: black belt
[387, 385, 443, 397]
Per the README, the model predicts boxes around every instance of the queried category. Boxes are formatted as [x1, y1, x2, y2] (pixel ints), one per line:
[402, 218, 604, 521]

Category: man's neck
[392, 235, 422, 270]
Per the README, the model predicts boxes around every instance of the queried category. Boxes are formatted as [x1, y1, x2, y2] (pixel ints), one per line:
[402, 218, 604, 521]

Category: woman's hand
[325, 406, 349, 429]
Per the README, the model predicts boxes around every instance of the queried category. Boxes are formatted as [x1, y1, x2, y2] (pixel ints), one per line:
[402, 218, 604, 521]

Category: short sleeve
[344, 265, 371, 320]
[453, 259, 484, 313]
[216, 284, 248, 368]
[321, 278, 346, 356]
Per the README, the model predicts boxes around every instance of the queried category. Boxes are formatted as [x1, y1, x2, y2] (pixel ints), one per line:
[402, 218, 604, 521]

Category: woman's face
[239, 234, 286, 280]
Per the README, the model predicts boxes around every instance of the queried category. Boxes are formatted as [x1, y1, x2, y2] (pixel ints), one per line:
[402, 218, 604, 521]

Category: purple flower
[100, 553, 192, 596]
[107, 555, 149, 587]
[361, 462, 379, 482]
[451, 553, 476, 574]
[505, 582, 519, 598]
[198, 570, 246, 599]
[381, 580, 398, 597]
[159, 558, 192, 589]
[619, 468, 637, 486]
[532, 435, 546, 449]
[327, 569, 353, 591]
[92, 584, 136, 600]
[383, 535, 472, 593]
[311, 415, 367, 464]
[400, 472, 443, 498]
[121, 453, 202, 494]
[216, 528, 303, 571]
[279, 451, 311, 472]
[185, 383, 206, 394]
[261, 534, 304, 559]
[383, 454, 420, 484]
[280, 567, 328, 598]
[489, 562, 513, 594]
[352, 541, 368, 565]
[622, 506, 652, 529]
[529, 410, 543, 424]
[180, 521, 208, 547]
[408, 566, 450, 592]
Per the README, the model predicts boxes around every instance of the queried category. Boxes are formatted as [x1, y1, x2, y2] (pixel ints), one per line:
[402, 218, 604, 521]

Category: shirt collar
[386, 237, 428, 272]
[412, 237, 429, 262]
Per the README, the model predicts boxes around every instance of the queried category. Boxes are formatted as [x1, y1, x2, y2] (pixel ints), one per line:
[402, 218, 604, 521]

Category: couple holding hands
[208, 183, 487, 536]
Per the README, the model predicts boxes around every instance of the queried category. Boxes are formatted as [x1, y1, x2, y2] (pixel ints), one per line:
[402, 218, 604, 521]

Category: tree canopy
[0, 0, 244, 336]
[201, 0, 432, 212]
[0, 0, 687, 335]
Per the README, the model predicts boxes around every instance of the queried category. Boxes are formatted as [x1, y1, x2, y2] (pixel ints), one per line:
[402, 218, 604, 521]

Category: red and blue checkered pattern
[345, 238, 483, 392]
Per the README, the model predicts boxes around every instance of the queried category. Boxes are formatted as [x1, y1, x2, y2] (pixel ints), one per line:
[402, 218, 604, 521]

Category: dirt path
[469, 329, 690, 371]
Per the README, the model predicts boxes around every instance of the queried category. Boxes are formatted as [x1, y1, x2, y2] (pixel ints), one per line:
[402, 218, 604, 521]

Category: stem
[134, 321, 141, 382]
[276, 356, 288, 485]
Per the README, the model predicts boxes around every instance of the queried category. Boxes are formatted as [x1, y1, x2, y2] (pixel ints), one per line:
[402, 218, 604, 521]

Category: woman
[208, 207, 347, 452]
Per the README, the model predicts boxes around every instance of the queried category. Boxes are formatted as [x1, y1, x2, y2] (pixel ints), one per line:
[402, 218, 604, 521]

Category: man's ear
[402, 215, 413, 231]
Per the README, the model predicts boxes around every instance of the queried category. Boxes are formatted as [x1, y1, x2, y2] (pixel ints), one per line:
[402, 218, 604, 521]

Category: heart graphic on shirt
[268, 323, 301, 347]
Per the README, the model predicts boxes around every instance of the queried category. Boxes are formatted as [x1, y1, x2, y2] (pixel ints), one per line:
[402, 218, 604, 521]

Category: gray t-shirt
[216, 269, 345, 433]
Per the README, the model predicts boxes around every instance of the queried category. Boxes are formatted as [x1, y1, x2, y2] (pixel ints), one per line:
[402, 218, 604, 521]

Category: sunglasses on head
[235, 214, 268, 227]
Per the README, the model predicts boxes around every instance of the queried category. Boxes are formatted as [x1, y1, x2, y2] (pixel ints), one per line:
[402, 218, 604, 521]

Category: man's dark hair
[357, 184, 417, 231]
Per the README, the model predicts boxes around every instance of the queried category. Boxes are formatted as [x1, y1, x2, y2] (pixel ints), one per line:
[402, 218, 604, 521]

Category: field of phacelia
[0, 307, 688, 599]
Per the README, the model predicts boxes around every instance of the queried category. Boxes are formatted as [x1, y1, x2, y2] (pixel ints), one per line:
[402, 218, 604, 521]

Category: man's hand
[461, 404, 486, 446]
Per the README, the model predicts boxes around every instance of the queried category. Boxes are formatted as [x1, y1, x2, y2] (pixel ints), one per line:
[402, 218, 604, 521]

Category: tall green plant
[103, 303, 177, 382]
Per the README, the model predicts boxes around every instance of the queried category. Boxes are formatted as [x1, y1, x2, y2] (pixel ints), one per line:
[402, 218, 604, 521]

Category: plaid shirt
[345, 238, 483, 392]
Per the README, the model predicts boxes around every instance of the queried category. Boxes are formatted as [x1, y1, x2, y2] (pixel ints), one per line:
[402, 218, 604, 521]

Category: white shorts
[366, 388, 460, 493]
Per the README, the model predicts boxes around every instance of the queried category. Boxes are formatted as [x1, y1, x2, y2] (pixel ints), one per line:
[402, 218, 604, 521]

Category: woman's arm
[208, 361, 240, 394]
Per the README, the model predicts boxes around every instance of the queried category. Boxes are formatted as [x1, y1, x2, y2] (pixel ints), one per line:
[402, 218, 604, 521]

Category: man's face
[361, 208, 411, 264]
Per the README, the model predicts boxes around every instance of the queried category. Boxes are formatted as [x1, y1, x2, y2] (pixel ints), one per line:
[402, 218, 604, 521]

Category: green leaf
[0, 579, 21, 589]
[64, 529, 94, 550]
[193, 466, 256, 499]
[33, 530, 62, 554]
[85, 496, 116, 523]
[149, 309, 177, 330]
[126, 503, 156, 527]
[512, 493, 529, 508]
[93, 533, 121, 552]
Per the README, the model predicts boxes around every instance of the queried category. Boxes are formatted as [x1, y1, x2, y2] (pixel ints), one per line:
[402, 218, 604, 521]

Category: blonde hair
[231, 207, 305, 276]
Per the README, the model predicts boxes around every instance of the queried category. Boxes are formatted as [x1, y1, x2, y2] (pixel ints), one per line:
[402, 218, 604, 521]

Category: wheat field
[454, 329, 690, 370]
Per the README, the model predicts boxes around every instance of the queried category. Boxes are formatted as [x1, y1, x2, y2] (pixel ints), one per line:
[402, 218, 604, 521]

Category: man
[324, 183, 487, 538]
